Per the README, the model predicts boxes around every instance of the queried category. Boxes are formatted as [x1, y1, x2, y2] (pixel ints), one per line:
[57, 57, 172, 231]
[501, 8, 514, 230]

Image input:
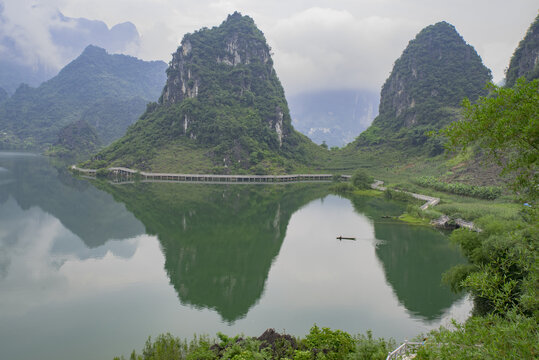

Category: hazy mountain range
[0, 10, 140, 94]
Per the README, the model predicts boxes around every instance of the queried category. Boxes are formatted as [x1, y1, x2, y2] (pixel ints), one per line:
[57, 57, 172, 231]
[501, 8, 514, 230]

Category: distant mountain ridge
[0, 10, 141, 93]
[289, 89, 379, 147]
[0, 45, 167, 151]
[505, 13, 539, 87]
[84, 12, 325, 174]
[353, 21, 491, 155]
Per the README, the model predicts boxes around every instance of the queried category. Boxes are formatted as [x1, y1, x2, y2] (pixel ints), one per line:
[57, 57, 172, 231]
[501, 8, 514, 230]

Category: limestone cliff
[354, 21, 491, 154]
[86, 12, 321, 173]
[506, 13, 539, 87]
[159, 12, 290, 148]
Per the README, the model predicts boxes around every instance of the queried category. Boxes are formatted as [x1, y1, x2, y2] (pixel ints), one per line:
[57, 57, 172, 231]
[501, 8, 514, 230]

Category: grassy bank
[114, 326, 395, 360]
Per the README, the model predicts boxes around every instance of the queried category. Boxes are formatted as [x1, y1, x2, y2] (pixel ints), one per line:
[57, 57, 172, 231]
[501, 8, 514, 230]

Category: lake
[0, 152, 470, 360]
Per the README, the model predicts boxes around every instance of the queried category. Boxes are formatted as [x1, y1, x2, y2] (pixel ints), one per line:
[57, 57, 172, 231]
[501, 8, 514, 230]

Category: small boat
[336, 236, 356, 241]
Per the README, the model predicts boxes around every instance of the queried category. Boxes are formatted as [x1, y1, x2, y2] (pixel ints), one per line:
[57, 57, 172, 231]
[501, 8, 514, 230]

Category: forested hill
[352, 21, 491, 155]
[83, 12, 325, 174]
[0, 45, 167, 150]
[506, 13, 539, 87]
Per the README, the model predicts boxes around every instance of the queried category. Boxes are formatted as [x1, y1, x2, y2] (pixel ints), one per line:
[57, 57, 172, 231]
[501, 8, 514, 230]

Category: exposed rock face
[506, 13, 539, 87]
[161, 13, 273, 103]
[355, 21, 491, 153]
[159, 12, 290, 148]
[377, 21, 491, 128]
[86, 12, 315, 173]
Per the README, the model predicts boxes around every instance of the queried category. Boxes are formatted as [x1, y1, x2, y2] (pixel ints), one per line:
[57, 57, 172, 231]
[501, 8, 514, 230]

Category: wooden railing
[71, 165, 351, 184]
[386, 341, 424, 360]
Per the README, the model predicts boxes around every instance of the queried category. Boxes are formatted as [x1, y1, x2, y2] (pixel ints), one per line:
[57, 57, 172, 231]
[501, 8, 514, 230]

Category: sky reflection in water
[0, 153, 471, 360]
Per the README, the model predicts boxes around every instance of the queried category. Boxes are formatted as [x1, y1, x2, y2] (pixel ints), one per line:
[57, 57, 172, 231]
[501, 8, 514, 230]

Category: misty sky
[1, 0, 537, 95]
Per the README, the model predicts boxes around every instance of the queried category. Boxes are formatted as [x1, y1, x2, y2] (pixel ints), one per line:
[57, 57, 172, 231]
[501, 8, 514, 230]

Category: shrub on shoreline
[414, 176, 502, 200]
[113, 326, 395, 360]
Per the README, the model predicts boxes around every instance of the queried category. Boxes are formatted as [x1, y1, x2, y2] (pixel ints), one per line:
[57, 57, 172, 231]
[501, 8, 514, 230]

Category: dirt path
[371, 180, 480, 231]
[371, 180, 439, 210]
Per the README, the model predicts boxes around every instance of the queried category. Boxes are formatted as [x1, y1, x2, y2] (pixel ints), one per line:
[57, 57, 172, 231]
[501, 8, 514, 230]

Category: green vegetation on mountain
[443, 79, 538, 200]
[505, 13, 539, 87]
[411, 74, 538, 358]
[0, 45, 166, 152]
[83, 12, 327, 174]
[45, 119, 101, 158]
[436, 78, 538, 319]
[351, 21, 491, 156]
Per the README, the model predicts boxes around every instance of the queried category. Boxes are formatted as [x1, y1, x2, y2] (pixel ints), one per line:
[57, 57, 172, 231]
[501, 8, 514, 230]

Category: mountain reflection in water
[0, 152, 470, 360]
[95, 181, 329, 322]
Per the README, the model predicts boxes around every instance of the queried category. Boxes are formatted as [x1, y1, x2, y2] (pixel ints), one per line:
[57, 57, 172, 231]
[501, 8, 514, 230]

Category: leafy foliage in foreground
[113, 326, 395, 360]
[427, 73, 539, 358]
[441, 79, 538, 201]
[443, 214, 538, 316]
[414, 176, 502, 200]
[416, 312, 538, 359]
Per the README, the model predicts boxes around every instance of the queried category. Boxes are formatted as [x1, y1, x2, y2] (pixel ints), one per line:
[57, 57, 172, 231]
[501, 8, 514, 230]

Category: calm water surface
[0, 152, 470, 360]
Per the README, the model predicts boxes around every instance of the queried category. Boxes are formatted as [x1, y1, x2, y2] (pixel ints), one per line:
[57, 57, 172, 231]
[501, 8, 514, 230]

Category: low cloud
[1, 0, 537, 94]
[0, 1, 64, 70]
[0, 0, 142, 78]
[270, 8, 419, 94]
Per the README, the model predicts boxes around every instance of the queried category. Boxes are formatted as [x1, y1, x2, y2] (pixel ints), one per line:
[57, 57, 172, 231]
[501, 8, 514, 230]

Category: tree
[351, 169, 373, 190]
[441, 78, 538, 201]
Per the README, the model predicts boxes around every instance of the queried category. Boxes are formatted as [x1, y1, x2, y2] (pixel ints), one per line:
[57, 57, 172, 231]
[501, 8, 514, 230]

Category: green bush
[384, 189, 419, 203]
[351, 170, 373, 190]
[114, 326, 396, 360]
[416, 313, 538, 359]
[414, 176, 502, 200]
[331, 182, 355, 194]
[300, 325, 355, 359]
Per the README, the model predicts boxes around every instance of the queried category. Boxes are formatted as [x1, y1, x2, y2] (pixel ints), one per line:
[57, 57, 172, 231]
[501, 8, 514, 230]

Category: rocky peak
[161, 12, 273, 105]
[377, 21, 491, 128]
[354, 21, 491, 153]
[158, 12, 291, 152]
[85, 13, 315, 173]
[506, 13, 539, 87]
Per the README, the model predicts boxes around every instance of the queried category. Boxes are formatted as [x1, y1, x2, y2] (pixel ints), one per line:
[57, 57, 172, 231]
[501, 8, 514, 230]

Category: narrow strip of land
[371, 180, 439, 210]
[371, 180, 480, 231]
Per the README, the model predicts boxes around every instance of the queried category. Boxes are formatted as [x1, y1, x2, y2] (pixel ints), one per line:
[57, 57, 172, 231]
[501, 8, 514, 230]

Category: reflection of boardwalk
[71, 165, 351, 184]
